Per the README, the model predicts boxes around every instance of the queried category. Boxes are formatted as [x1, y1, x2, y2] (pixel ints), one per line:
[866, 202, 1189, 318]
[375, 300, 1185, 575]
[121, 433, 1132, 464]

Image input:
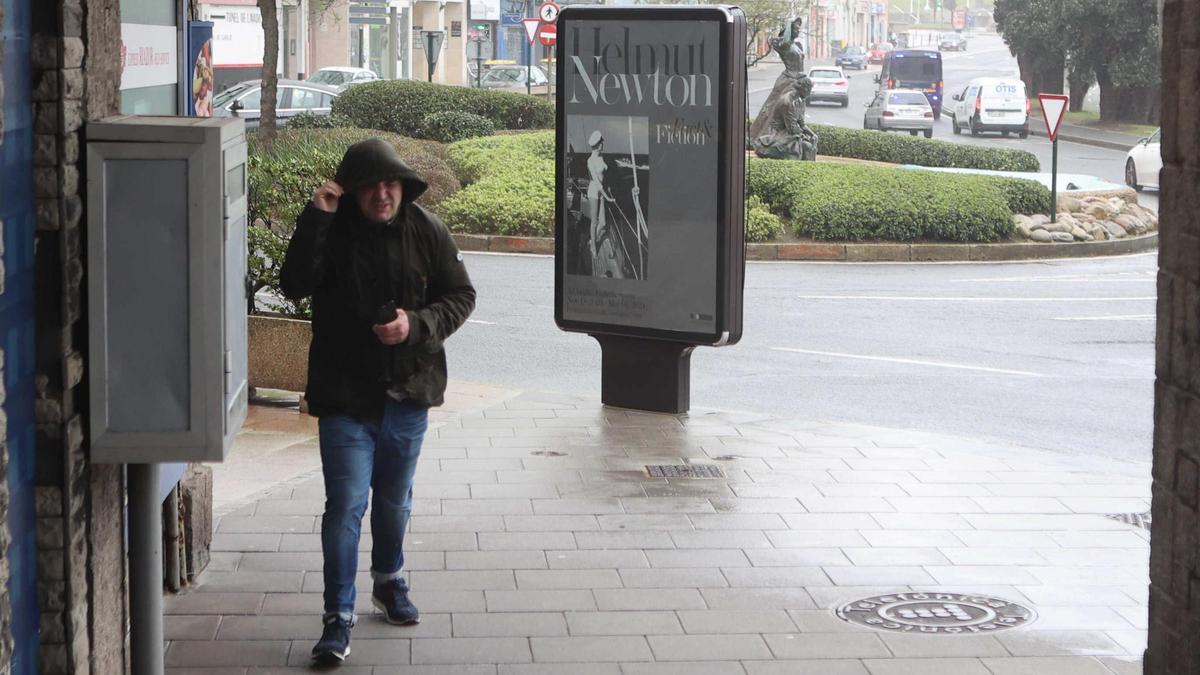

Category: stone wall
[1147, 0, 1200, 673]
[31, 0, 125, 672]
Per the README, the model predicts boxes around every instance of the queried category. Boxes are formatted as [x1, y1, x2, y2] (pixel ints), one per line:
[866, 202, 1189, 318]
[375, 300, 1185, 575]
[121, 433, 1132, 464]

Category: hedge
[746, 195, 784, 242]
[439, 131, 555, 236]
[420, 111, 495, 144]
[247, 127, 460, 227]
[812, 124, 1041, 172]
[748, 159, 1016, 242]
[284, 111, 354, 130]
[332, 79, 554, 139]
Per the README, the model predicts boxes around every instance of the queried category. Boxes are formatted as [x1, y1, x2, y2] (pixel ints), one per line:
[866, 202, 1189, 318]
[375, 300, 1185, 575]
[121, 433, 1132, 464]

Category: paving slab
[172, 386, 1149, 671]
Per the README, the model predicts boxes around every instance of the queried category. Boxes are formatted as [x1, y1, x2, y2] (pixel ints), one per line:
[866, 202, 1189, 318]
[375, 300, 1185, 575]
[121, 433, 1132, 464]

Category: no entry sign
[539, 23, 557, 46]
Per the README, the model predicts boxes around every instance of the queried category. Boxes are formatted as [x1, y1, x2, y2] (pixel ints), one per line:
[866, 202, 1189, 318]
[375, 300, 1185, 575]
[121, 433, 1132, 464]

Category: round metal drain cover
[836, 593, 1035, 634]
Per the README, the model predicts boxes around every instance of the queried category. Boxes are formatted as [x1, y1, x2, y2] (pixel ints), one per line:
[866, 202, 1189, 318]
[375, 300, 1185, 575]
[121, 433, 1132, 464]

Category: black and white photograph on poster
[564, 115, 650, 281]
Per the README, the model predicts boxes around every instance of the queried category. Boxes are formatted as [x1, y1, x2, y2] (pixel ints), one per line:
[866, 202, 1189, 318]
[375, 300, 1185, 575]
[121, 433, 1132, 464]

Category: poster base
[593, 334, 695, 414]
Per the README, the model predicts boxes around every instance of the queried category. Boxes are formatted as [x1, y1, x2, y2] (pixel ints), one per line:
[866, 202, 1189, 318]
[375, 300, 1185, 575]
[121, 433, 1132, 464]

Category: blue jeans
[319, 398, 428, 620]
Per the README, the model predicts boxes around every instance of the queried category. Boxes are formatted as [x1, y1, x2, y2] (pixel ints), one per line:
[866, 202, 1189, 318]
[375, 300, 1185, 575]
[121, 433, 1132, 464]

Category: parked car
[807, 67, 850, 107]
[835, 45, 868, 70]
[479, 64, 552, 93]
[306, 66, 378, 91]
[212, 79, 340, 129]
[948, 77, 1030, 138]
[863, 88, 934, 138]
[867, 42, 893, 64]
[938, 33, 968, 51]
[1125, 128, 1162, 192]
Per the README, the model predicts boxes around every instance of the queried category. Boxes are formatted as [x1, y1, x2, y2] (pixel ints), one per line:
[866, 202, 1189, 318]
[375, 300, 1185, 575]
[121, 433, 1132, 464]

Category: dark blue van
[877, 49, 945, 119]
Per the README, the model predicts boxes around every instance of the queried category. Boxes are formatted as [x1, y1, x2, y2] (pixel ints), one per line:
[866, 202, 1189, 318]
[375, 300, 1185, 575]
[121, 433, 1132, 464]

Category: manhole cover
[644, 464, 726, 479]
[530, 450, 566, 457]
[836, 593, 1035, 634]
[1104, 511, 1151, 530]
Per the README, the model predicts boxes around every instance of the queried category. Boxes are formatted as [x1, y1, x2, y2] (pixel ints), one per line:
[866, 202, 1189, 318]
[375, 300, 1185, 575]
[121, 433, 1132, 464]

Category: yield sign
[1038, 93, 1070, 141]
[539, 23, 557, 47]
[522, 18, 541, 45]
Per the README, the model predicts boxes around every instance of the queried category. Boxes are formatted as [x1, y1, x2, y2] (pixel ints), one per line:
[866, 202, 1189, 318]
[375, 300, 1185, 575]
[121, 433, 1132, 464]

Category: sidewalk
[166, 384, 1149, 674]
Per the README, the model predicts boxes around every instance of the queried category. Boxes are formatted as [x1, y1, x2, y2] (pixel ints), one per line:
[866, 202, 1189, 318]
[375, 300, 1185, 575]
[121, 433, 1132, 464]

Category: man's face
[355, 179, 404, 224]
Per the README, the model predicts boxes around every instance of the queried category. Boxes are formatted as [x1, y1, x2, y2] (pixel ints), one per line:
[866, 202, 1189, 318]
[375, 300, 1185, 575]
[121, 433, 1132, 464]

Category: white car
[1125, 129, 1162, 191]
[949, 77, 1029, 138]
[864, 88, 934, 137]
[307, 66, 379, 91]
[807, 67, 849, 107]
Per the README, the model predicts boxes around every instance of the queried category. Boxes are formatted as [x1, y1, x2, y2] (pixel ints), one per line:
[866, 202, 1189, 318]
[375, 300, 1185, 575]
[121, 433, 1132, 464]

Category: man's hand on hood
[313, 180, 345, 213]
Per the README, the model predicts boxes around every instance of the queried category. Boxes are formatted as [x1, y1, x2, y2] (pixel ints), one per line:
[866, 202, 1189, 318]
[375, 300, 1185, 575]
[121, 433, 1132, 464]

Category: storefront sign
[202, 5, 266, 68]
[120, 23, 178, 90]
[472, 0, 501, 21]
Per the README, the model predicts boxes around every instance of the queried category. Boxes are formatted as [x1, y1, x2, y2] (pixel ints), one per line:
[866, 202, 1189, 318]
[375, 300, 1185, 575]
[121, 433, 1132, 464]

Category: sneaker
[312, 615, 353, 663]
[372, 577, 420, 625]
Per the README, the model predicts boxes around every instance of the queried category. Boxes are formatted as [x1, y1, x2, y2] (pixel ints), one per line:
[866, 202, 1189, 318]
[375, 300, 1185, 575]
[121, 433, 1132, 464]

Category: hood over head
[334, 138, 428, 209]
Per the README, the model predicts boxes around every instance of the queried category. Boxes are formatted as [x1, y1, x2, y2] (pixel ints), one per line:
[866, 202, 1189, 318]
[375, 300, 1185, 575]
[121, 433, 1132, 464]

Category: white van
[948, 77, 1030, 138]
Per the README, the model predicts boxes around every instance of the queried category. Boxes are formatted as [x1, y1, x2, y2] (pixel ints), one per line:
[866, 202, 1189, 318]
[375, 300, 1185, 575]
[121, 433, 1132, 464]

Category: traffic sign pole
[1051, 136, 1058, 224]
[1037, 93, 1070, 225]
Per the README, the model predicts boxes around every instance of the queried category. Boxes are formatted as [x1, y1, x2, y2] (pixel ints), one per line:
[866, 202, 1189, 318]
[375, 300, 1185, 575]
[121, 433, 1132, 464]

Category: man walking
[279, 138, 476, 663]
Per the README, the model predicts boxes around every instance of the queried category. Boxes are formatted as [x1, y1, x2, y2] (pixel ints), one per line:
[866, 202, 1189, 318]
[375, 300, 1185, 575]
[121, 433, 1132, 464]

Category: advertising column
[555, 5, 746, 413]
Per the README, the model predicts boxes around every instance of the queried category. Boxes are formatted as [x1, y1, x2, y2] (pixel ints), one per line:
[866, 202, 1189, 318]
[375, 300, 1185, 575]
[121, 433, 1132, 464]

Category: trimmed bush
[748, 159, 1016, 242]
[813, 124, 1040, 172]
[439, 131, 554, 236]
[975, 175, 1051, 215]
[746, 195, 784, 243]
[420, 111, 496, 144]
[284, 111, 353, 129]
[332, 79, 554, 139]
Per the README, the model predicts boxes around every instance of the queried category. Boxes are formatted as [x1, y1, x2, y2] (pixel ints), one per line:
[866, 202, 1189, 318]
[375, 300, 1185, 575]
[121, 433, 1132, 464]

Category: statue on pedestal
[749, 17, 818, 161]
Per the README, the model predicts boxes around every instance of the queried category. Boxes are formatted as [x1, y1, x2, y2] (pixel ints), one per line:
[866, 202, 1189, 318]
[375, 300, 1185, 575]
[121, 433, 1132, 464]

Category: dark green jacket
[279, 138, 475, 419]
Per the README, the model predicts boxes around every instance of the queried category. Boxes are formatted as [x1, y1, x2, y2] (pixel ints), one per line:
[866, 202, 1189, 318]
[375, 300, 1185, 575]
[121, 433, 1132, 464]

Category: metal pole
[526, 0, 532, 95]
[1050, 137, 1058, 224]
[129, 463, 164, 675]
[165, 485, 181, 592]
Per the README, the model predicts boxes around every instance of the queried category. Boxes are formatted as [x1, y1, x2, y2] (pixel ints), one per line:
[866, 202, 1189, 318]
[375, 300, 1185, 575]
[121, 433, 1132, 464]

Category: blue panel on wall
[1, 0, 42, 671]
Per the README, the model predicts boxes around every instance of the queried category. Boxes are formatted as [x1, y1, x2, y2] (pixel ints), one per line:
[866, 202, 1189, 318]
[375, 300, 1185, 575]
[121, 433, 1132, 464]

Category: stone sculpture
[749, 17, 819, 161]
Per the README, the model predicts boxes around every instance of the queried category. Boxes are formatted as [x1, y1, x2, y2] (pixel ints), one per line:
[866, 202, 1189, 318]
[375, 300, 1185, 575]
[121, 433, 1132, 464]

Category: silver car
[863, 89, 935, 138]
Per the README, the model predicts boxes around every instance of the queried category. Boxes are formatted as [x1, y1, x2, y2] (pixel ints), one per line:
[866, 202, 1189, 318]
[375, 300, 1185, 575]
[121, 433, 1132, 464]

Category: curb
[453, 232, 1158, 262]
[1028, 125, 1140, 152]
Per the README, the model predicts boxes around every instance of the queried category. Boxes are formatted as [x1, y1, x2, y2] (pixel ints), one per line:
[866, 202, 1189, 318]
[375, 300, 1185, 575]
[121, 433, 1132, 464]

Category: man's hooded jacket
[280, 138, 476, 419]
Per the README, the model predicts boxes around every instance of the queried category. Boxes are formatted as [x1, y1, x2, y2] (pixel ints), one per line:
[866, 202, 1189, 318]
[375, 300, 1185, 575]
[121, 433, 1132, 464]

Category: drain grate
[644, 464, 726, 479]
[1104, 511, 1152, 530]
[836, 592, 1035, 634]
[530, 450, 567, 457]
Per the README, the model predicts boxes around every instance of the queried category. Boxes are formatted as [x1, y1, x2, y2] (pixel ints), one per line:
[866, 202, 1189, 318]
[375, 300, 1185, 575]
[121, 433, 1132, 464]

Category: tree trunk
[1016, 53, 1036, 98]
[1095, 65, 1119, 122]
[257, 0, 280, 148]
[1067, 68, 1091, 113]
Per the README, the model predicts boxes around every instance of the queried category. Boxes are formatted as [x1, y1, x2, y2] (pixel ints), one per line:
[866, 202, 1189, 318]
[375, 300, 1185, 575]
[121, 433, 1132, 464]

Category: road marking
[467, 319, 497, 325]
[1052, 314, 1156, 322]
[771, 347, 1047, 377]
[795, 295, 1156, 302]
[951, 274, 1155, 283]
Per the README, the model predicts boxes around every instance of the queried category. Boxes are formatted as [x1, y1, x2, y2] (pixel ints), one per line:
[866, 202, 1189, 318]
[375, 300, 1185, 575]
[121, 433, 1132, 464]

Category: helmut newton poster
[555, 6, 746, 346]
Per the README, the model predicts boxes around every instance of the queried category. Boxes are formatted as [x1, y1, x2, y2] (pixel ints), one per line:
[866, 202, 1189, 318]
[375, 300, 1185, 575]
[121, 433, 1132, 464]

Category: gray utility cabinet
[86, 116, 249, 464]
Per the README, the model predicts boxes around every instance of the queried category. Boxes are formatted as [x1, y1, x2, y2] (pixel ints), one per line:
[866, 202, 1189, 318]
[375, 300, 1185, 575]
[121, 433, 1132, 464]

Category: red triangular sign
[522, 18, 541, 45]
[1038, 94, 1070, 141]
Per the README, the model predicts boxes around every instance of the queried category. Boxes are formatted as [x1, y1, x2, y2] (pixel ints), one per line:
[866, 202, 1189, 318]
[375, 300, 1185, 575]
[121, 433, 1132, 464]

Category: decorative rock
[1102, 221, 1128, 238]
[1089, 225, 1109, 241]
[1013, 213, 1033, 228]
[1030, 229, 1053, 243]
[1115, 215, 1145, 235]
[1050, 231, 1075, 243]
[1057, 196, 1082, 213]
[1071, 226, 1093, 241]
[1015, 222, 1034, 239]
[1045, 222, 1074, 234]
[1086, 204, 1112, 220]
[1030, 214, 1052, 226]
